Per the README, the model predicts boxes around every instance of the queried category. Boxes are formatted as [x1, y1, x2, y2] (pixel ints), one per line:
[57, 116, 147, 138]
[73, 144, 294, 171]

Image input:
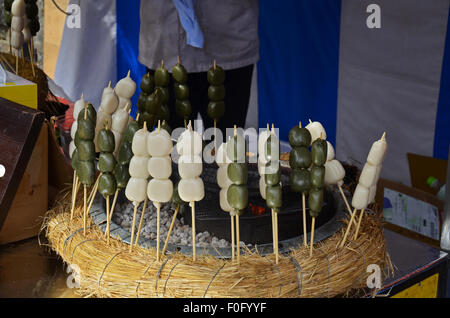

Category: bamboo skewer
[70, 171, 77, 220]
[134, 197, 148, 246]
[309, 217, 316, 257]
[9, 29, 12, 54]
[27, 43, 35, 77]
[87, 173, 101, 205]
[161, 204, 180, 257]
[191, 201, 196, 261]
[338, 185, 358, 226]
[129, 203, 139, 252]
[21, 47, 24, 63]
[108, 189, 120, 223]
[0, 54, 14, 72]
[156, 202, 161, 261]
[83, 186, 87, 236]
[353, 209, 365, 240]
[273, 210, 279, 264]
[302, 193, 308, 247]
[340, 208, 358, 248]
[214, 120, 217, 155]
[106, 196, 111, 244]
[70, 177, 80, 220]
[15, 49, 19, 75]
[230, 214, 235, 260]
[236, 213, 240, 265]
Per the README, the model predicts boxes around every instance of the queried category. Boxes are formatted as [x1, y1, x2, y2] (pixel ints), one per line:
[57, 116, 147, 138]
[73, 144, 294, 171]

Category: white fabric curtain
[54, 0, 117, 108]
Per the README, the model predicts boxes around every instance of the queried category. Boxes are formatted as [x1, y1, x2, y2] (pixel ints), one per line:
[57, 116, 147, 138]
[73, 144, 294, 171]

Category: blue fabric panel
[258, 0, 341, 143]
[434, 8, 450, 160]
[116, 0, 146, 118]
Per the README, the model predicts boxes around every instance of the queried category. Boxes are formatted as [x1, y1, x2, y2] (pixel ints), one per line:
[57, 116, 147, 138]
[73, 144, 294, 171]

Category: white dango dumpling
[112, 129, 122, 155]
[22, 26, 31, 43]
[375, 165, 382, 183]
[118, 97, 131, 110]
[11, 0, 25, 16]
[367, 137, 387, 166]
[217, 165, 232, 188]
[178, 155, 202, 179]
[70, 121, 78, 139]
[147, 179, 173, 204]
[99, 91, 119, 115]
[306, 120, 327, 142]
[148, 130, 173, 157]
[69, 141, 76, 158]
[111, 105, 130, 133]
[73, 94, 87, 120]
[259, 177, 267, 200]
[178, 178, 205, 202]
[95, 111, 111, 132]
[11, 30, 24, 49]
[358, 163, 378, 188]
[102, 83, 114, 100]
[216, 142, 232, 166]
[129, 156, 150, 178]
[115, 71, 136, 99]
[131, 128, 149, 156]
[324, 159, 345, 186]
[258, 130, 271, 159]
[177, 130, 202, 156]
[11, 16, 24, 31]
[148, 156, 172, 180]
[219, 188, 232, 212]
[125, 178, 148, 203]
[368, 185, 377, 204]
[326, 141, 335, 161]
[351, 184, 369, 210]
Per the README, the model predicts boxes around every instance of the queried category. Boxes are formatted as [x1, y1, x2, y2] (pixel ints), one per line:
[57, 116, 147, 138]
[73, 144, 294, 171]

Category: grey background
[336, 0, 449, 184]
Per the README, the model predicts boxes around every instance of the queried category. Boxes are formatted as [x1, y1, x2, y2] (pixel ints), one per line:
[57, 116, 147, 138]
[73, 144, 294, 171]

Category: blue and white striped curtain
[54, 0, 450, 185]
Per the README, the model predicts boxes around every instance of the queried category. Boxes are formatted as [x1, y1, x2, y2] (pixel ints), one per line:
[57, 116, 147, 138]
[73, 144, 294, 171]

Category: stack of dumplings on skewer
[126, 122, 150, 252]
[173, 57, 191, 128]
[95, 84, 118, 152]
[154, 61, 171, 123]
[288, 122, 312, 247]
[263, 125, 282, 264]
[308, 133, 327, 257]
[10, 0, 25, 73]
[323, 142, 354, 221]
[226, 126, 248, 264]
[75, 103, 97, 235]
[111, 72, 137, 155]
[111, 118, 141, 230]
[177, 123, 205, 261]
[216, 140, 235, 258]
[69, 94, 88, 219]
[97, 123, 117, 244]
[147, 122, 174, 261]
[340, 133, 387, 248]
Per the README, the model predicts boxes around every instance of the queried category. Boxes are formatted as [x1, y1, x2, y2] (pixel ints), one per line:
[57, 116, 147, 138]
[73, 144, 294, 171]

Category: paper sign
[383, 188, 440, 240]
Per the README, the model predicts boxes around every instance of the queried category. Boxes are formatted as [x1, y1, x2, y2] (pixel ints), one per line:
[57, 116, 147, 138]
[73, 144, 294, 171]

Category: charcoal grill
[91, 160, 348, 258]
